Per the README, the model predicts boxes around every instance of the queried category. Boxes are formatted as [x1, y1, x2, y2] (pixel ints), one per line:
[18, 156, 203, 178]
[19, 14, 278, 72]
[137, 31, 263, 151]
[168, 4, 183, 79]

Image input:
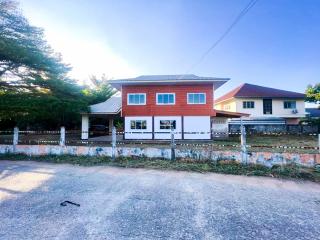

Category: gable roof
[120, 74, 225, 81]
[109, 74, 229, 90]
[89, 94, 121, 114]
[215, 83, 305, 104]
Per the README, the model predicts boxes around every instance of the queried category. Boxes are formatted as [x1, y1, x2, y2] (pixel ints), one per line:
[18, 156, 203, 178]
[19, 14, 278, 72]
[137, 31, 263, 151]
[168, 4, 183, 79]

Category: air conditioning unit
[291, 109, 298, 114]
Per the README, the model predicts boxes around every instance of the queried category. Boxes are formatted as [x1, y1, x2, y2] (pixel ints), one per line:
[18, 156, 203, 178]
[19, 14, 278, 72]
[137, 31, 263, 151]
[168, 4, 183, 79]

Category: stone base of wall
[229, 124, 319, 134]
[0, 144, 318, 168]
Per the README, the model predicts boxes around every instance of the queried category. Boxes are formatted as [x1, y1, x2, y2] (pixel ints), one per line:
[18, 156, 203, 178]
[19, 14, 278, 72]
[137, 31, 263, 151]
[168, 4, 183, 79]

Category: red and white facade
[108, 75, 230, 140]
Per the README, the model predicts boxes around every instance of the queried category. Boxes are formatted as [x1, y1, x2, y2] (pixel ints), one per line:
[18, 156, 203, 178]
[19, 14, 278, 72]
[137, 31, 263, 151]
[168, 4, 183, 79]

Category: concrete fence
[230, 124, 320, 134]
[0, 143, 319, 168]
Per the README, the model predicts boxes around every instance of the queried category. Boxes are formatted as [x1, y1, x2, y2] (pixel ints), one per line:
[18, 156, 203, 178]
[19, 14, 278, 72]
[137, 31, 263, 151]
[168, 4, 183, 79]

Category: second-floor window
[157, 93, 175, 105]
[187, 93, 206, 104]
[284, 101, 296, 109]
[127, 93, 146, 105]
[223, 105, 231, 111]
[243, 101, 255, 109]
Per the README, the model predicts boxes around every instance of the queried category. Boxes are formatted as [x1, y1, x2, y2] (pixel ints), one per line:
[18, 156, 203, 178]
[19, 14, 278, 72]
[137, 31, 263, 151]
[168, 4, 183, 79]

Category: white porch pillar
[81, 114, 89, 140]
[109, 119, 114, 134]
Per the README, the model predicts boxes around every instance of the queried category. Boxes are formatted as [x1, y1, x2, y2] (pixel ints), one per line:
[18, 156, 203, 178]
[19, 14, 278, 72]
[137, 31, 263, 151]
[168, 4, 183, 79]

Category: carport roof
[88, 94, 121, 114]
[215, 110, 249, 118]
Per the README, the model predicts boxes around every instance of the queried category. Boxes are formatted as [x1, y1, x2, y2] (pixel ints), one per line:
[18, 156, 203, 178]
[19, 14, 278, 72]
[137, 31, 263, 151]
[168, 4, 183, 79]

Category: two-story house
[215, 83, 306, 125]
[81, 75, 246, 140]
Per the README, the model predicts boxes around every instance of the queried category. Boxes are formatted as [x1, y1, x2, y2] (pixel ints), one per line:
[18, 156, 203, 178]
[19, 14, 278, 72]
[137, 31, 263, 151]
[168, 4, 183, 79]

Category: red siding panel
[122, 84, 216, 116]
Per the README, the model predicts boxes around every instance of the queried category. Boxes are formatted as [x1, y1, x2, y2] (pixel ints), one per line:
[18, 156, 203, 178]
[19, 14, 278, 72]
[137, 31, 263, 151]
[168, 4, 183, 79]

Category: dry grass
[0, 154, 319, 182]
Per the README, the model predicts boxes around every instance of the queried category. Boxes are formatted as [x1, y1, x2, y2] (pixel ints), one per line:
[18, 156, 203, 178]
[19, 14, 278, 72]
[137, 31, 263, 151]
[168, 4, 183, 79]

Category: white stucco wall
[212, 117, 228, 133]
[216, 98, 306, 119]
[215, 99, 237, 112]
[235, 98, 305, 118]
[154, 116, 182, 139]
[124, 116, 152, 139]
[0, 144, 316, 167]
[272, 99, 305, 117]
[184, 116, 211, 139]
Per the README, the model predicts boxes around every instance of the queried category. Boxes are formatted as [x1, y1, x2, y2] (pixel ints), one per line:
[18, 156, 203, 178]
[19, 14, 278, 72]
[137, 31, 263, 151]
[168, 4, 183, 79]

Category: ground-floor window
[130, 120, 147, 129]
[159, 120, 176, 129]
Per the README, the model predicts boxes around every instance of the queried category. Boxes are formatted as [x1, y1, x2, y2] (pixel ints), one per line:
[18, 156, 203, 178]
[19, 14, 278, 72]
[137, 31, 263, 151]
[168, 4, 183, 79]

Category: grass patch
[0, 153, 319, 182]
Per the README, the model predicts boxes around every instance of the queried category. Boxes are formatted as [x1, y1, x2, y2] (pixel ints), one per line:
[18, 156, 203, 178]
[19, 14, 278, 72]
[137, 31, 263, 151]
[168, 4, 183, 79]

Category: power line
[182, 0, 259, 76]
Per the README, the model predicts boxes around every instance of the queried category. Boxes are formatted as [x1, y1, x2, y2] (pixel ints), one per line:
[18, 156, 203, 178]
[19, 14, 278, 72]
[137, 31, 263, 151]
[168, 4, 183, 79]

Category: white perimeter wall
[184, 116, 211, 139]
[124, 117, 152, 139]
[154, 116, 182, 139]
[235, 98, 306, 118]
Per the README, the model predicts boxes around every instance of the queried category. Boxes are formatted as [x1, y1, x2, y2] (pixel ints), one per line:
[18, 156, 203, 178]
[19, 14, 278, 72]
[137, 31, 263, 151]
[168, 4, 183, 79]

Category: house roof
[88, 94, 121, 114]
[109, 74, 229, 90]
[215, 83, 305, 104]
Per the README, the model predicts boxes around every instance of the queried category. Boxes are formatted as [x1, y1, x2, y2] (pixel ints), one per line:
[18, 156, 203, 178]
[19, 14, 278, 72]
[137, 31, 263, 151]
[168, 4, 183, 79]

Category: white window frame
[159, 120, 176, 130]
[156, 93, 175, 105]
[187, 93, 206, 104]
[223, 105, 231, 111]
[130, 120, 147, 130]
[127, 93, 146, 105]
[283, 100, 296, 109]
[243, 101, 255, 109]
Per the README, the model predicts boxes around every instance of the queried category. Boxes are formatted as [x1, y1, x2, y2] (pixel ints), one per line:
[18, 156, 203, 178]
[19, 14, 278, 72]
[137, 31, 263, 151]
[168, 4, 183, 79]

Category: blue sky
[20, 0, 320, 99]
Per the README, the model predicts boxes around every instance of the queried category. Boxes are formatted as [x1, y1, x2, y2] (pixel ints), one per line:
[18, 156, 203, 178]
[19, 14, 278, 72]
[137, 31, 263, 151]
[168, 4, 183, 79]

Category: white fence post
[13, 126, 19, 145]
[318, 134, 320, 154]
[171, 128, 175, 161]
[81, 114, 89, 140]
[240, 124, 248, 164]
[112, 126, 116, 161]
[60, 126, 65, 146]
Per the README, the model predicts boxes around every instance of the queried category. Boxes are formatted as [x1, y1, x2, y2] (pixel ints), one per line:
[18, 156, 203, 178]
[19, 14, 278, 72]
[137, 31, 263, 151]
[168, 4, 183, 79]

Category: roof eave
[109, 79, 229, 90]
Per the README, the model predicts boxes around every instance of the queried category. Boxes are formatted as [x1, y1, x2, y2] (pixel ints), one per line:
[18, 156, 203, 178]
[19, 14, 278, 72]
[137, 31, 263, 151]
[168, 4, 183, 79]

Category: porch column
[109, 119, 114, 134]
[81, 114, 89, 140]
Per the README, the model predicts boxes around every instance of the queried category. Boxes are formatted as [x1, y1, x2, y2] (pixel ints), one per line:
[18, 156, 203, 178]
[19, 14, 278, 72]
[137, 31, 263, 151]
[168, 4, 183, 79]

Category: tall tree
[0, 0, 69, 84]
[0, 0, 89, 129]
[305, 83, 320, 105]
[82, 74, 116, 105]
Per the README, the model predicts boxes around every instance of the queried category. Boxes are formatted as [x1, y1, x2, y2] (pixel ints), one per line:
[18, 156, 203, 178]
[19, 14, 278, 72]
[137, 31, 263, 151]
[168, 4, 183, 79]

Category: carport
[212, 110, 249, 136]
[81, 94, 122, 139]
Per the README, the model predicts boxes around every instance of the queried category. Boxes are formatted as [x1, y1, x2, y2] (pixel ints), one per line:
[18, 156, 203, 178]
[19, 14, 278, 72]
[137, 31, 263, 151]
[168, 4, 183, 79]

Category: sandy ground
[0, 160, 319, 240]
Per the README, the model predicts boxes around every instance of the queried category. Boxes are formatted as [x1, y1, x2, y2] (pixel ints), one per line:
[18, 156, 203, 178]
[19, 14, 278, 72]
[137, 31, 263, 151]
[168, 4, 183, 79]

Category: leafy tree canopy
[0, 0, 69, 85]
[0, 0, 93, 129]
[82, 74, 116, 105]
[305, 83, 320, 105]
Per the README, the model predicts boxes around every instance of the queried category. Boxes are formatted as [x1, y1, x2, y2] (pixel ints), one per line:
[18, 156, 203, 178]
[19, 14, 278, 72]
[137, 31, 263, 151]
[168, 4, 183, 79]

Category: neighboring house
[215, 83, 306, 125]
[81, 75, 246, 140]
[306, 108, 320, 120]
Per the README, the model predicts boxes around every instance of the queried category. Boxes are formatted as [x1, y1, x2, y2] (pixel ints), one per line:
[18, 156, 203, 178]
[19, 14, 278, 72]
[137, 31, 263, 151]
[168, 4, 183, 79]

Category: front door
[263, 99, 272, 115]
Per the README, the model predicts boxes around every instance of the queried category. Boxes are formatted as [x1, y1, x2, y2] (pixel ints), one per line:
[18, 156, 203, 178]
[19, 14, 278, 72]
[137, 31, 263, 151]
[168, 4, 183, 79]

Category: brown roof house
[215, 83, 306, 125]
